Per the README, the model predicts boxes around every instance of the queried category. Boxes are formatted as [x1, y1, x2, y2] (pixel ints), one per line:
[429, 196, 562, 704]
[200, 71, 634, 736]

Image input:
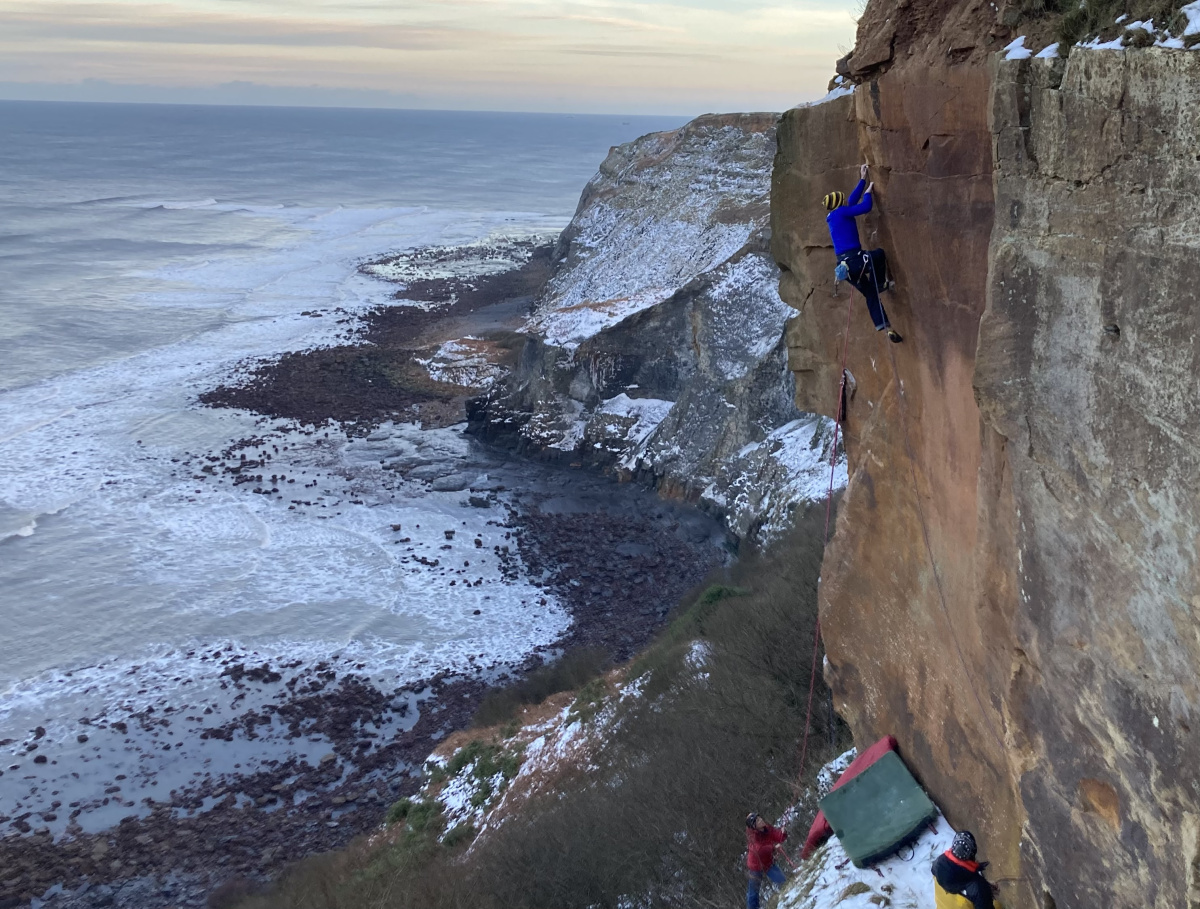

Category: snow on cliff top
[525, 116, 776, 349]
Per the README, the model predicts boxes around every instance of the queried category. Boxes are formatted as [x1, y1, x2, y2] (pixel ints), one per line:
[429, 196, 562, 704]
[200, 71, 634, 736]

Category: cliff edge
[471, 113, 844, 545]
[773, 12, 1200, 908]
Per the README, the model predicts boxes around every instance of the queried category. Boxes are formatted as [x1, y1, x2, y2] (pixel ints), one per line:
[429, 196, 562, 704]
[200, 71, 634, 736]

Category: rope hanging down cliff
[797, 289, 854, 779]
[798, 282, 1006, 782]
[883, 343, 1006, 756]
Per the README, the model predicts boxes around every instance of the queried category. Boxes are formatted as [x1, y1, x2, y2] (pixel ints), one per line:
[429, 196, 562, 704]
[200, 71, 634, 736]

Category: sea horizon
[0, 102, 695, 840]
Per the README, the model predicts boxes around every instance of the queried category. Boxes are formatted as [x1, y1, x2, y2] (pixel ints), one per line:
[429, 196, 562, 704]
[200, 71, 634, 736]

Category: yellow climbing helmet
[823, 191, 846, 211]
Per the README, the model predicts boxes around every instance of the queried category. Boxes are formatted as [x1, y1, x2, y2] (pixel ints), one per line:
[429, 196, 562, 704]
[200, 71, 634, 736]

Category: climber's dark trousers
[839, 248, 891, 331]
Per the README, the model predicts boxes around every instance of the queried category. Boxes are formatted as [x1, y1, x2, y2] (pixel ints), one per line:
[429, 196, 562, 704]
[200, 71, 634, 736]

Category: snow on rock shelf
[470, 113, 844, 545]
[695, 417, 844, 544]
[526, 115, 776, 350]
[415, 338, 509, 390]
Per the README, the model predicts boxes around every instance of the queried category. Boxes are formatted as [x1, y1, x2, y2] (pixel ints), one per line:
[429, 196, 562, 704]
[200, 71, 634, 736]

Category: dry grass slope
[228, 507, 848, 909]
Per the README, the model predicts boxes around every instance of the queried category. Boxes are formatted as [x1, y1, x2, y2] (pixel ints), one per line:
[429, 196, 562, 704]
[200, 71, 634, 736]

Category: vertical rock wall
[981, 49, 1200, 909]
[772, 62, 1024, 883]
[773, 34, 1200, 909]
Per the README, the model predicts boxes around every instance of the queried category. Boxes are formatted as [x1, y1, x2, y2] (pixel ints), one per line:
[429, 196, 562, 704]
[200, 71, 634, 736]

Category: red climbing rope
[797, 282, 1005, 787]
[797, 285, 855, 780]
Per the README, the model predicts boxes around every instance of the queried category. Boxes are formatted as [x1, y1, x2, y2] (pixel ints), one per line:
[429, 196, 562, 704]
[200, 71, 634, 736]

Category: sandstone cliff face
[472, 114, 843, 544]
[983, 49, 1200, 909]
[773, 38, 1200, 909]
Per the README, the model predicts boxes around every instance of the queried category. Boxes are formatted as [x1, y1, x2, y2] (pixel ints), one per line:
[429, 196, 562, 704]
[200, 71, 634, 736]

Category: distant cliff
[470, 113, 843, 545]
[773, 5, 1200, 906]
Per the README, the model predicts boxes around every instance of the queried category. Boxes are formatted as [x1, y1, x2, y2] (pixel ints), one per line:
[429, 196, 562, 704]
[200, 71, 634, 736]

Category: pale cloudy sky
[0, 0, 858, 113]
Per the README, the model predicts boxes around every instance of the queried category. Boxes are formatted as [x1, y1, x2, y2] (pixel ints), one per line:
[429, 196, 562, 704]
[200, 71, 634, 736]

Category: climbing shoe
[887, 329, 903, 343]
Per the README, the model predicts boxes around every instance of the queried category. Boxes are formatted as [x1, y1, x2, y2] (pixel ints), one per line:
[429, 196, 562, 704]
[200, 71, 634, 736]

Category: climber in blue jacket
[824, 163, 902, 343]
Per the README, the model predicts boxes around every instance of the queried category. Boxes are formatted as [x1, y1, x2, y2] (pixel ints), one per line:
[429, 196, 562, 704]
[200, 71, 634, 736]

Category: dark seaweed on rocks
[198, 241, 553, 432]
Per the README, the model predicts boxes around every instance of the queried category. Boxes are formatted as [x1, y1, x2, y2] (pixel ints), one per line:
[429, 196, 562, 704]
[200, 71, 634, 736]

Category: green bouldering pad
[818, 749, 938, 868]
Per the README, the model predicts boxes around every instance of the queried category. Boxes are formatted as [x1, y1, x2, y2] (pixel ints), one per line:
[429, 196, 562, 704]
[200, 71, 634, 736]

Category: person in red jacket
[745, 812, 788, 909]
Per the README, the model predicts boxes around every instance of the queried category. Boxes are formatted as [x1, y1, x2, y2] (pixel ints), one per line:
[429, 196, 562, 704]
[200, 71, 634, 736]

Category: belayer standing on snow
[744, 812, 788, 909]
[932, 830, 1001, 909]
[824, 163, 902, 343]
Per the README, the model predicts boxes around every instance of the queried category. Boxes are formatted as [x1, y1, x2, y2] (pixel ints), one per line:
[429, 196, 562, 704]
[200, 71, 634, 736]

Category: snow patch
[1184, 1, 1200, 35]
[793, 84, 855, 108]
[415, 337, 508, 390]
[526, 121, 774, 349]
[597, 395, 675, 449]
[816, 747, 857, 797]
[1004, 36, 1033, 59]
[701, 417, 846, 544]
[778, 816, 957, 909]
[1071, 10, 1200, 50]
[705, 254, 793, 381]
[421, 672, 645, 841]
[777, 752, 959, 909]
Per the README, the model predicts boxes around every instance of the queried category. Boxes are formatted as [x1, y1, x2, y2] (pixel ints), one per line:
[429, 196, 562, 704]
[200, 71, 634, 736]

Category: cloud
[0, 2, 477, 49]
[521, 12, 685, 34]
[0, 0, 859, 113]
[560, 45, 718, 59]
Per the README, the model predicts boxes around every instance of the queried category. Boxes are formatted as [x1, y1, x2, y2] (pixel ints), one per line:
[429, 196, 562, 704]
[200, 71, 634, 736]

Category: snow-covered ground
[776, 815, 957, 909]
[418, 671, 643, 839]
[701, 417, 845, 543]
[769, 749, 960, 909]
[416, 338, 509, 390]
[420, 723, 965, 909]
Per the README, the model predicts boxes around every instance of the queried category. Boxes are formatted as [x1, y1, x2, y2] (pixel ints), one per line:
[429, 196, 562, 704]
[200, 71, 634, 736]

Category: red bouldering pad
[801, 735, 898, 859]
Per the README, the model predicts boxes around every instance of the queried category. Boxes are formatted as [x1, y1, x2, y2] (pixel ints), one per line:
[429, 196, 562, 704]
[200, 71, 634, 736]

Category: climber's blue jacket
[826, 179, 873, 256]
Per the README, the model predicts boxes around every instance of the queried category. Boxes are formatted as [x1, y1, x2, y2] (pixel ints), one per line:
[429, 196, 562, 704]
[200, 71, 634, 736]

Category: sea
[0, 101, 687, 835]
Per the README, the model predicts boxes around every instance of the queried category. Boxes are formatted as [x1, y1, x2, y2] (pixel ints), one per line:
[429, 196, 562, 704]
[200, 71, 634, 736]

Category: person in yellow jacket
[932, 831, 1002, 909]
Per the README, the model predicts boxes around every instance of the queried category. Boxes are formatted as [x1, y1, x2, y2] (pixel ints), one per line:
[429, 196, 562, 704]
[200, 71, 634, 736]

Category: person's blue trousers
[839, 248, 892, 331]
[746, 865, 787, 909]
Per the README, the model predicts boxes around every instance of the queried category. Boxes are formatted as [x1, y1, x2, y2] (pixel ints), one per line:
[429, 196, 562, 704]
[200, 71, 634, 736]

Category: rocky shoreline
[0, 241, 728, 909]
[199, 238, 553, 432]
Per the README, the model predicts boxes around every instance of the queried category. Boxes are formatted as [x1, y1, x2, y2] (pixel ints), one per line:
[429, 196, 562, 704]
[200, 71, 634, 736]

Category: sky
[0, 0, 859, 114]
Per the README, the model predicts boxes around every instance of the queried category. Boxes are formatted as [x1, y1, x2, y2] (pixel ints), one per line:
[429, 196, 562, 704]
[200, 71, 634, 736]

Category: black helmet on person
[746, 812, 759, 829]
[951, 830, 977, 861]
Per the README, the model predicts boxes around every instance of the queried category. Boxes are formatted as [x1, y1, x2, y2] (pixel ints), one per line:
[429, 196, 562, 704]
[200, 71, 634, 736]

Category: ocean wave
[75, 194, 151, 206]
[0, 515, 36, 542]
[0, 500, 76, 543]
[155, 198, 220, 210]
